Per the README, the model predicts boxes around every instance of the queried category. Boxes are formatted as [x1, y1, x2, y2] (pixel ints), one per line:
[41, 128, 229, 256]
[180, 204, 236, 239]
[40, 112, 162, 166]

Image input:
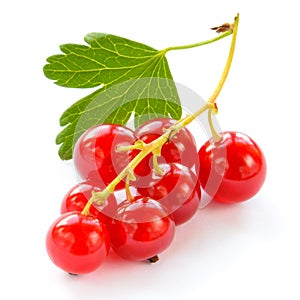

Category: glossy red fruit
[198, 131, 267, 204]
[137, 163, 201, 225]
[46, 212, 110, 274]
[107, 196, 175, 261]
[60, 181, 118, 223]
[73, 124, 137, 190]
[134, 118, 198, 177]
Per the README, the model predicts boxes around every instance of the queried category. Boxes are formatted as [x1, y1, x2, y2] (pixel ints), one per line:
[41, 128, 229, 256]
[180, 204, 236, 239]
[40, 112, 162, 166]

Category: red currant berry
[46, 212, 110, 274]
[198, 131, 267, 203]
[107, 196, 175, 261]
[60, 181, 118, 223]
[134, 118, 198, 176]
[137, 163, 201, 225]
[73, 124, 137, 190]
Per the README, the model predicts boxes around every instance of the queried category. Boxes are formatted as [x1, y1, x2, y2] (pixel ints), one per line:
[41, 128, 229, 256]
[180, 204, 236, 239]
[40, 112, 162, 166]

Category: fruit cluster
[46, 117, 266, 275]
[45, 14, 267, 276]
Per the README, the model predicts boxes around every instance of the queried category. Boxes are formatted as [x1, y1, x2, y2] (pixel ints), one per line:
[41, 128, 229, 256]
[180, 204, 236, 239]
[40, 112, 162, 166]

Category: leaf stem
[162, 30, 233, 54]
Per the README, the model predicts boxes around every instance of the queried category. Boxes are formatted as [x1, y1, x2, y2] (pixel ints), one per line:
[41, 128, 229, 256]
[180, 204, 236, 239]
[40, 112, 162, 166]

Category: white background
[1, 1, 299, 299]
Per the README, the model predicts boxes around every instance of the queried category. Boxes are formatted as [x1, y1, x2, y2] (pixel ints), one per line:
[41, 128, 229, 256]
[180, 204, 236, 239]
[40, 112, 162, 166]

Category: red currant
[46, 212, 110, 274]
[107, 196, 175, 261]
[60, 180, 118, 223]
[73, 124, 137, 190]
[198, 131, 267, 203]
[137, 163, 201, 225]
[133, 118, 198, 176]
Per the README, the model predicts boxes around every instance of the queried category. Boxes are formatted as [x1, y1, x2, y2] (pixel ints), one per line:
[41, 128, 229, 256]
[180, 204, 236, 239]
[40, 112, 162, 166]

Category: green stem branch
[162, 30, 233, 54]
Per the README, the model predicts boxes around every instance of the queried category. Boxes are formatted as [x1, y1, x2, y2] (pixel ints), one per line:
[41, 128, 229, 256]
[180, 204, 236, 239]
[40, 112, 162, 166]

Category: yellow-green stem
[208, 109, 222, 142]
[153, 154, 164, 175]
[81, 14, 239, 215]
[208, 13, 239, 104]
[125, 173, 134, 202]
[81, 190, 110, 216]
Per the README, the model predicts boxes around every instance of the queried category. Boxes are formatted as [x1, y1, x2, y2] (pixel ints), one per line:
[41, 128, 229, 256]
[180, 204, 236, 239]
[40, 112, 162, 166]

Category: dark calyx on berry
[147, 255, 159, 263]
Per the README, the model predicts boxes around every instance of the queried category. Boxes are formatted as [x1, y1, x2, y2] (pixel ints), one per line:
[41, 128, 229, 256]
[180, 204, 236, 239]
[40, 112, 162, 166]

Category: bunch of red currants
[46, 117, 266, 275]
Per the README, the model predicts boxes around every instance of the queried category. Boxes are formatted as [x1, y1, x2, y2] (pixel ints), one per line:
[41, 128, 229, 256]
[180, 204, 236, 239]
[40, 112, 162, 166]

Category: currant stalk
[81, 13, 240, 216]
[208, 13, 239, 104]
[208, 108, 222, 142]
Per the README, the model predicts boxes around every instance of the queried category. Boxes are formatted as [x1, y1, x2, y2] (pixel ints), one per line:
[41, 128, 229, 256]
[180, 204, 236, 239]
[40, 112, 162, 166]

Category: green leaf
[44, 32, 166, 88]
[43, 33, 182, 160]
